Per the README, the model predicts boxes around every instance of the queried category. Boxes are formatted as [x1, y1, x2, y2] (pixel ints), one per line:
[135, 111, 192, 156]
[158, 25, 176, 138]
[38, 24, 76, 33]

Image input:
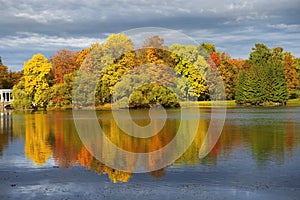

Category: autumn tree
[47, 49, 88, 108]
[71, 34, 136, 108]
[199, 43, 216, 58]
[0, 66, 23, 89]
[5, 71, 23, 89]
[79, 43, 102, 74]
[122, 36, 181, 107]
[97, 35, 181, 108]
[76, 48, 90, 67]
[170, 44, 209, 100]
[194, 43, 228, 100]
[113, 68, 180, 108]
[138, 35, 170, 64]
[218, 53, 240, 100]
[97, 51, 137, 104]
[295, 58, 300, 83]
[0, 65, 8, 88]
[12, 78, 32, 109]
[282, 52, 299, 98]
[50, 49, 80, 84]
[0, 58, 22, 89]
[95, 34, 136, 104]
[206, 52, 227, 100]
[47, 72, 76, 108]
[13, 54, 53, 109]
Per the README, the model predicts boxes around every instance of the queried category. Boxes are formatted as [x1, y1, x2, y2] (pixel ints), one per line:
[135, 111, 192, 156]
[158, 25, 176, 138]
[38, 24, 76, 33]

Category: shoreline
[7, 99, 300, 112]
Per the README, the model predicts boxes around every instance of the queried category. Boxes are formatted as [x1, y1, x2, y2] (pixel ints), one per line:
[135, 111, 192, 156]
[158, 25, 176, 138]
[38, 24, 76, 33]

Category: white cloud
[14, 11, 73, 24]
[0, 32, 103, 50]
[267, 24, 300, 32]
[1, 1, 74, 23]
[228, 1, 252, 10]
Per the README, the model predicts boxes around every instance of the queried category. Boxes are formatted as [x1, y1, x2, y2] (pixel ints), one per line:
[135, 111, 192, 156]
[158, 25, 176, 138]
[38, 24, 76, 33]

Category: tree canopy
[4, 35, 299, 110]
[13, 54, 53, 109]
[235, 44, 290, 105]
[0, 57, 22, 89]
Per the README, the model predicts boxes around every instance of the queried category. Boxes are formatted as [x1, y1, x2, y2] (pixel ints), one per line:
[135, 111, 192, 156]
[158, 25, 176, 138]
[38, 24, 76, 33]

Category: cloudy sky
[1, 0, 299, 71]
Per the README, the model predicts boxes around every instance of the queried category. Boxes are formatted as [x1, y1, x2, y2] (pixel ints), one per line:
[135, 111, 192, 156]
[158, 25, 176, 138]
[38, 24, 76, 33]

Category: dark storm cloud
[0, 0, 299, 70]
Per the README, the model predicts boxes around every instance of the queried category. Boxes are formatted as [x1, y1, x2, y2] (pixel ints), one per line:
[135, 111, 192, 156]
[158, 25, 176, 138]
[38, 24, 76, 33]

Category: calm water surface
[0, 107, 300, 186]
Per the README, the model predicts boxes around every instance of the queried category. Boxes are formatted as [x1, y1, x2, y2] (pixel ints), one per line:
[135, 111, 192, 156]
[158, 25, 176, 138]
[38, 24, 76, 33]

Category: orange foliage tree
[50, 49, 80, 84]
[282, 52, 299, 98]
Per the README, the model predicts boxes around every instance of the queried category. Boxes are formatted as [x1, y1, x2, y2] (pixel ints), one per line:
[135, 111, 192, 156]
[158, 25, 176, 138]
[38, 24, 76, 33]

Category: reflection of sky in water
[226, 107, 300, 124]
[0, 139, 55, 170]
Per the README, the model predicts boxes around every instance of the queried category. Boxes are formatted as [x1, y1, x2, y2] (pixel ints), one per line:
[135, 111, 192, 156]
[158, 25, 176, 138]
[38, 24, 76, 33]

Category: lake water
[0, 107, 300, 198]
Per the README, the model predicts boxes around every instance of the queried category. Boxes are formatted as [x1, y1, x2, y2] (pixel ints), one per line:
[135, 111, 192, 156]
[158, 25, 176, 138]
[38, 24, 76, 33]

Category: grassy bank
[180, 100, 237, 107]
[46, 103, 113, 111]
[182, 98, 300, 107]
[287, 98, 300, 106]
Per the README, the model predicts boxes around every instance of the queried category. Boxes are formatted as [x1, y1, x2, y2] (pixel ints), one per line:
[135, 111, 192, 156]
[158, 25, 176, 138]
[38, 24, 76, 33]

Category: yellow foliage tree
[23, 53, 53, 108]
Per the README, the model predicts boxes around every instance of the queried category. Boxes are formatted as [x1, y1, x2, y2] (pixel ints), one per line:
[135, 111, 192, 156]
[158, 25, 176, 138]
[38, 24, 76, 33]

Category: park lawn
[180, 100, 237, 107]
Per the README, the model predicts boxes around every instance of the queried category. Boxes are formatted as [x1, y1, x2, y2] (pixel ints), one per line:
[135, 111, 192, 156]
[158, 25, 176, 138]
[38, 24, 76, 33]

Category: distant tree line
[1, 34, 298, 109]
[0, 56, 22, 89]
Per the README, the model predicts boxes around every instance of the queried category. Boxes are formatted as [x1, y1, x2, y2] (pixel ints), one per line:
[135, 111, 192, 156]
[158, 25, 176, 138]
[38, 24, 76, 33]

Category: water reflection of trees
[0, 130, 8, 156]
[50, 111, 132, 183]
[7, 110, 300, 183]
[202, 117, 300, 166]
[24, 113, 52, 165]
[0, 111, 12, 156]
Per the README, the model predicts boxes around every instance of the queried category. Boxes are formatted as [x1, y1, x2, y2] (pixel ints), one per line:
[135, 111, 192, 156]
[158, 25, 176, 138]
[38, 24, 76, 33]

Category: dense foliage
[235, 44, 290, 105]
[0, 57, 22, 89]
[12, 54, 53, 109]
[0, 34, 298, 109]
